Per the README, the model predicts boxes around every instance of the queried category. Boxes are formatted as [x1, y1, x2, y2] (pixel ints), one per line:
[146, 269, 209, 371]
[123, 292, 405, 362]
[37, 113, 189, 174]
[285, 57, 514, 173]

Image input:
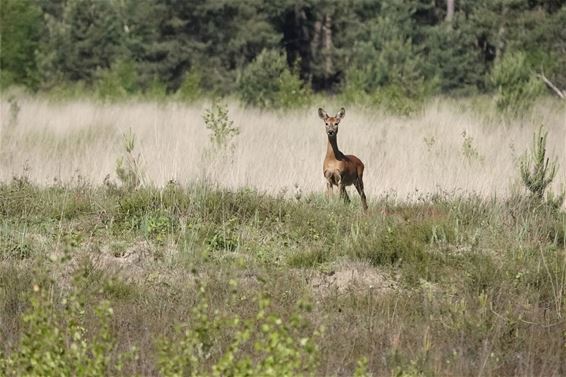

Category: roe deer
[318, 107, 368, 211]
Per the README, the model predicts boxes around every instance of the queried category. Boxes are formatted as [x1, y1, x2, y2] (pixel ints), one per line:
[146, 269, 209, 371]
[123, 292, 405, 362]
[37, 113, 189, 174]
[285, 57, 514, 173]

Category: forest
[2, 0, 566, 109]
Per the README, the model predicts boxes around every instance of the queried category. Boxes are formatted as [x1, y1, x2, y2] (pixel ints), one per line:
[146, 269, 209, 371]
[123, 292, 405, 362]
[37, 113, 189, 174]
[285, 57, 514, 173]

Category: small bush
[349, 222, 426, 267]
[114, 189, 159, 221]
[238, 49, 310, 109]
[206, 223, 239, 252]
[143, 212, 176, 243]
[0, 228, 33, 260]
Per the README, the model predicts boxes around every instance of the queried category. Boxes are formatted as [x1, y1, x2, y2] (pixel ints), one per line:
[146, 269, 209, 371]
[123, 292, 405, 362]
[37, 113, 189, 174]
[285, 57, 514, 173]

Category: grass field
[2, 97, 565, 198]
[1, 96, 565, 376]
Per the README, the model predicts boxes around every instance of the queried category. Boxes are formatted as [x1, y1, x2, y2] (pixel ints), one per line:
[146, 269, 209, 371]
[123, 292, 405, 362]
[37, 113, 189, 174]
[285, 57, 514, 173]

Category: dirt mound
[309, 262, 398, 296]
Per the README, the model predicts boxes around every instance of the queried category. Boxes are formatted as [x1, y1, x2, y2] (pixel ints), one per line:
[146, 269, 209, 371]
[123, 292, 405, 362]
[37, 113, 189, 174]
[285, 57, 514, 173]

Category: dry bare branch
[537, 73, 565, 99]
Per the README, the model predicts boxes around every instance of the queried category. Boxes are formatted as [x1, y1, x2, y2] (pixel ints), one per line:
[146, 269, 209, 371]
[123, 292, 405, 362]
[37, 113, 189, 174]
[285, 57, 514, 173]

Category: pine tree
[38, 0, 125, 85]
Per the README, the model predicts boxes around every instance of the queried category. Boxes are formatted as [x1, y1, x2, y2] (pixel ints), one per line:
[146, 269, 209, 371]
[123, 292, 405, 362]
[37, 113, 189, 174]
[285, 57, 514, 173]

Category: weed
[423, 136, 435, 152]
[8, 96, 20, 127]
[287, 246, 331, 268]
[461, 131, 484, 163]
[202, 102, 239, 151]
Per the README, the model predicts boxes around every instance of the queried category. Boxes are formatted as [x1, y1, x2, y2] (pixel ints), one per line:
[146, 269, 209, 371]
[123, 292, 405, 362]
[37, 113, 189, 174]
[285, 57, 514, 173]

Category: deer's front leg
[326, 181, 334, 197]
[324, 170, 336, 198]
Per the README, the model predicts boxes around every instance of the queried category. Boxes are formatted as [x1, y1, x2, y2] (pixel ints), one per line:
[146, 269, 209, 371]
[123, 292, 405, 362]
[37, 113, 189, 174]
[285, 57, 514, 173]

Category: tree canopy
[1, 0, 564, 99]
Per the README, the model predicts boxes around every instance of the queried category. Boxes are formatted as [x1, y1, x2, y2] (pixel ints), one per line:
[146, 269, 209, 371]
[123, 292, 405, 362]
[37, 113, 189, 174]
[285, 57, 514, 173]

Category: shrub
[238, 49, 310, 109]
[490, 51, 544, 115]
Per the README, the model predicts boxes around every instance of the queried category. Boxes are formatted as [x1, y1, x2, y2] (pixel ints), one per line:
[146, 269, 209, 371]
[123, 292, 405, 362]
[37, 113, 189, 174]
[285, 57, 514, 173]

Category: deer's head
[318, 107, 345, 138]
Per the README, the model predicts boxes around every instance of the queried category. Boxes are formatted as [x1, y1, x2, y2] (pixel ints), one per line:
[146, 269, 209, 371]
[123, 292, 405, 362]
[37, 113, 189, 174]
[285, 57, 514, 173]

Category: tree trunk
[446, 0, 454, 21]
[310, 19, 322, 57]
[322, 14, 333, 78]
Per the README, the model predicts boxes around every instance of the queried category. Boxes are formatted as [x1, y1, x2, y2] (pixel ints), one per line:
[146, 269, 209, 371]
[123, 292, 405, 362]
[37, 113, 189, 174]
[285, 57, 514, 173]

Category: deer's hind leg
[339, 185, 350, 204]
[354, 177, 368, 211]
[338, 175, 350, 204]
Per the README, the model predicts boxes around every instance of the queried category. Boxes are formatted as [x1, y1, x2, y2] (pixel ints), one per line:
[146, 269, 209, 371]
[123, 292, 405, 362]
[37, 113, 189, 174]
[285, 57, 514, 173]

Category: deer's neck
[326, 136, 344, 160]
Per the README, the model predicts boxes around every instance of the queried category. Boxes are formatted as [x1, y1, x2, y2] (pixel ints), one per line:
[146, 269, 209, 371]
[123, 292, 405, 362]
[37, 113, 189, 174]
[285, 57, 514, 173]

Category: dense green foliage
[0, 0, 42, 88]
[490, 51, 545, 114]
[1, 0, 565, 105]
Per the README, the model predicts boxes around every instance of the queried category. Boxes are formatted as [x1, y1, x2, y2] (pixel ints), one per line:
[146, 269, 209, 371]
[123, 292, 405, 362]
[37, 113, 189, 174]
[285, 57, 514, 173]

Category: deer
[318, 107, 368, 211]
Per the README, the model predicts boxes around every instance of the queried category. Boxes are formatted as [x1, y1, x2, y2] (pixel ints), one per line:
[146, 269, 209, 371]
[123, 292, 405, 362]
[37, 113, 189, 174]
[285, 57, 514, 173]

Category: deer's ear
[318, 108, 328, 120]
[337, 107, 346, 120]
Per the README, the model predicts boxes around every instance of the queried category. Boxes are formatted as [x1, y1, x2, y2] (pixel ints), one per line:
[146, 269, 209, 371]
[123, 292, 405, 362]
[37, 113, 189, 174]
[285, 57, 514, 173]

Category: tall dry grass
[1, 96, 565, 200]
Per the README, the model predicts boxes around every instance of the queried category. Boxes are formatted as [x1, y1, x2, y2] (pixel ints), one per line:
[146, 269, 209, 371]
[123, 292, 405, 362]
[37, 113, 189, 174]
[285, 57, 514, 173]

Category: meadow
[1, 96, 565, 376]
[2, 97, 565, 197]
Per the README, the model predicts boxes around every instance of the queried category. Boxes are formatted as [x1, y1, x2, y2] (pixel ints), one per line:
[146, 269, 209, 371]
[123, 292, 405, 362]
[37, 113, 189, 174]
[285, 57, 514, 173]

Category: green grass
[0, 180, 565, 376]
